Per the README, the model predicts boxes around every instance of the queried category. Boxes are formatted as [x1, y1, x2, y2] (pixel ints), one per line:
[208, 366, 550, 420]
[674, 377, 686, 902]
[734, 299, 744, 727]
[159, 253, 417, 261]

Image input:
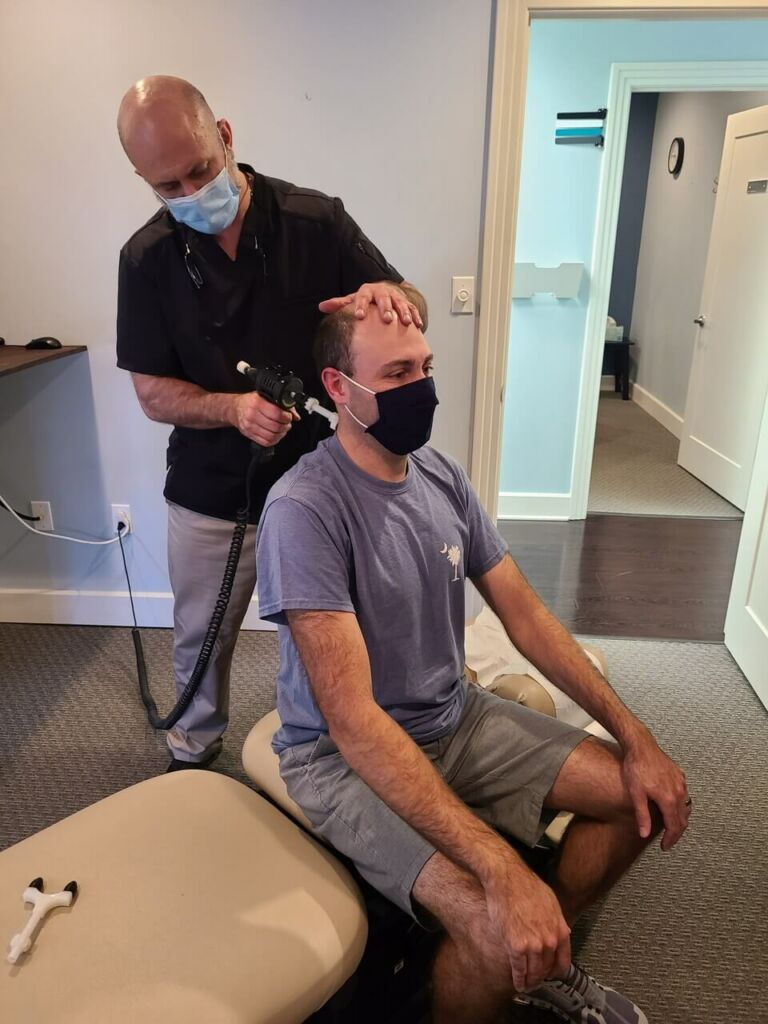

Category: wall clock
[668, 137, 684, 177]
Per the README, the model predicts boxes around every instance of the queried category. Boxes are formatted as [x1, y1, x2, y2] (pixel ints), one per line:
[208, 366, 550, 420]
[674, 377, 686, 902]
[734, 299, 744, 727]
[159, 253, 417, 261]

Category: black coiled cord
[130, 455, 258, 731]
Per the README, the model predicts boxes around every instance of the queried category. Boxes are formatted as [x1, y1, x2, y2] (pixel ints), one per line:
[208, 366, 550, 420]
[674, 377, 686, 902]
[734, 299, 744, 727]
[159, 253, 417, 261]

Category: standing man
[116, 75, 419, 771]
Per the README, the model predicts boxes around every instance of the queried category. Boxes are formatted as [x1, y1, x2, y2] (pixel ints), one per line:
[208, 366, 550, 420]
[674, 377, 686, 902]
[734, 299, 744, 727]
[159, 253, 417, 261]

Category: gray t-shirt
[256, 436, 507, 753]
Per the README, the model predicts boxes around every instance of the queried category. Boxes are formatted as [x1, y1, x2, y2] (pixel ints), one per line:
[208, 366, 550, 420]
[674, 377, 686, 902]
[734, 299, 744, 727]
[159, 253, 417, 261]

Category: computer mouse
[25, 337, 62, 350]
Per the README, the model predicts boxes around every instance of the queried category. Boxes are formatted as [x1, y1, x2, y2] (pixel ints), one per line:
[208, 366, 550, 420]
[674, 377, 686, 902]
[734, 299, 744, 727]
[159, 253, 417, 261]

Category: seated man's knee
[447, 910, 518, 999]
[592, 741, 664, 836]
[415, 854, 516, 994]
[602, 744, 641, 826]
[551, 737, 635, 823]
[602, 742, 636, 820]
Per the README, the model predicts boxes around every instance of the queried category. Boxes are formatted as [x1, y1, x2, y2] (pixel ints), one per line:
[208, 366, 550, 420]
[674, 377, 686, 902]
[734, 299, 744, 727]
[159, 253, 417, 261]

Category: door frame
[470, 0, 768, 520]
[571, 61, 768, 517]
[724, 372, 768, 709]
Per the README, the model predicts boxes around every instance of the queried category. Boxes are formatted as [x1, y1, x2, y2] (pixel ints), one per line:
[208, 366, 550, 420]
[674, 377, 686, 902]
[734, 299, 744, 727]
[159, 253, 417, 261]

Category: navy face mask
[341, 372, 439, 455]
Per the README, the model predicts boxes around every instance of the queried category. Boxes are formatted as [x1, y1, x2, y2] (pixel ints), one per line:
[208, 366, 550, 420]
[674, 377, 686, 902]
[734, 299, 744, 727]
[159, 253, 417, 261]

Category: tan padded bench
[0, 771, 367, 1024]
[244, 711, 315, 832]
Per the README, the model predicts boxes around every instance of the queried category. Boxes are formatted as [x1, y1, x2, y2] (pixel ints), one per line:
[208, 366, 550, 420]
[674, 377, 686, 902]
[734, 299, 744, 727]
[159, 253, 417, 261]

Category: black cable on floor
[118, 455, 257, 731]
[116, 525, 138, 629]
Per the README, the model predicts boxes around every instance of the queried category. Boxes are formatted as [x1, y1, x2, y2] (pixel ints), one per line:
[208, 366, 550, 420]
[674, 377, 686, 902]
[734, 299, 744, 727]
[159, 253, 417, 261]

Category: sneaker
[514, 963, 648, 1024]
[165, 749, 221, 773]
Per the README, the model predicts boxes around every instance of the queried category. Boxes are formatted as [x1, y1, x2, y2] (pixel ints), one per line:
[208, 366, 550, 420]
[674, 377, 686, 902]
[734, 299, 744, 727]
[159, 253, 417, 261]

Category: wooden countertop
[0, 345, 87, 379]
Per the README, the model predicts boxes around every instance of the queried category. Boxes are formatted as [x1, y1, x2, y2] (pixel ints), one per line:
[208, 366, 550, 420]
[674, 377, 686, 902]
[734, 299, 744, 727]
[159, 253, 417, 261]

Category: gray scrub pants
[166, 502, 258, 762]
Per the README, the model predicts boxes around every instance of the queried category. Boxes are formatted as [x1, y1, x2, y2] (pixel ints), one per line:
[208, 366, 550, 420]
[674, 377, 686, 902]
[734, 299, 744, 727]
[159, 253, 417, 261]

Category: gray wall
[631, 90, 768, 418]
[0, 0, 493, 624]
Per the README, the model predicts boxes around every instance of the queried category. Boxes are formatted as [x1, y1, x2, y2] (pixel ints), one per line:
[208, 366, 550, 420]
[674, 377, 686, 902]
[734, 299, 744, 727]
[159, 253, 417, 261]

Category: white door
[678, 105, 768, 510]
[725, 386, 768, 711]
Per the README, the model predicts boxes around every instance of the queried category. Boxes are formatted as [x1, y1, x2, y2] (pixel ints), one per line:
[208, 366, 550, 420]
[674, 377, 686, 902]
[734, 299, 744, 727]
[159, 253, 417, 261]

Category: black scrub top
[116, 166, 403, 522]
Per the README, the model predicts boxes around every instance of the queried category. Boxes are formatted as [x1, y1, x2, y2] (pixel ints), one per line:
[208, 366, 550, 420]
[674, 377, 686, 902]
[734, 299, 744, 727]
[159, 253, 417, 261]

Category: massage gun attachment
[7, 877, 78, 964]
[236, 362, 338, 461]
[303, 395, 339, 430]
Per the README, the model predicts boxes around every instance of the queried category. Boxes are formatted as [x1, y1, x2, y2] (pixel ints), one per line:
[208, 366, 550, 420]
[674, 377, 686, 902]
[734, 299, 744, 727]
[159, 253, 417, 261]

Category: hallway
[588, 394, 742, 518]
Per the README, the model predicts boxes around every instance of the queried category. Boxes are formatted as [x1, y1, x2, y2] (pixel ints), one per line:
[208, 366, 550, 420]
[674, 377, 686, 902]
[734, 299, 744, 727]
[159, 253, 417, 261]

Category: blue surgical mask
[160, 139, 240, 234]
[340, 371, 439, 455]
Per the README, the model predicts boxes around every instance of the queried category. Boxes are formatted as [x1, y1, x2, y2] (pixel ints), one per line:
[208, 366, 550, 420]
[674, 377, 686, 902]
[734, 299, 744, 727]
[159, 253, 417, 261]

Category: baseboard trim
[0, 589, 276, 630]
[498, 492, 572, 520]
[632, 383, 684, 440]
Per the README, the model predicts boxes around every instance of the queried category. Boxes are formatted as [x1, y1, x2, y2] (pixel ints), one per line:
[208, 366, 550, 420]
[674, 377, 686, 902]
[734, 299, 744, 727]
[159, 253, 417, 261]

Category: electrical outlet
[111, 504, 132, 535]
[30, 501, 54, 532]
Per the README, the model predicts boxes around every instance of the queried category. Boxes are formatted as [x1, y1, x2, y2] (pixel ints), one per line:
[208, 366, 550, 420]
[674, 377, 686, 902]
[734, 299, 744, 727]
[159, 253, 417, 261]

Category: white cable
[0, 491, 122, 546]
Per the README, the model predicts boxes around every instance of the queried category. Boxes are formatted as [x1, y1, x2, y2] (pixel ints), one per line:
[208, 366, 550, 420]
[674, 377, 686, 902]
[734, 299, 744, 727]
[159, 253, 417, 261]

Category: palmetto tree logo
[440, 542, 461, 581]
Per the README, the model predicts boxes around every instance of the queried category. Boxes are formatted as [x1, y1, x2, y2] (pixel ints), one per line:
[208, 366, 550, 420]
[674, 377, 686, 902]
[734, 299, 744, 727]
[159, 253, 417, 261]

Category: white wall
[630, 90, 768, 423]
[0, 0, 493, 626]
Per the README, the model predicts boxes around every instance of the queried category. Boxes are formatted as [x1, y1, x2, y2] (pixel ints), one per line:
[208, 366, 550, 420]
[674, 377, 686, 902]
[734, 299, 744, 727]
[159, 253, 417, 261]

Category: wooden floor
[497, 514, 742, 642]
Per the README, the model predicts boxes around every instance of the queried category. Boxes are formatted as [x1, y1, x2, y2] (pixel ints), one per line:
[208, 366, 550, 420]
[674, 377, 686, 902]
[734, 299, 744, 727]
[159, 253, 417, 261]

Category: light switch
[451, 275, 475, 315]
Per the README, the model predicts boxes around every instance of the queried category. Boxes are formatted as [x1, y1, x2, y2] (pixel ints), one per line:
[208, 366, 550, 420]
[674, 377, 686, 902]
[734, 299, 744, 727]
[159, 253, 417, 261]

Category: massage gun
[236, 362, 338, 461]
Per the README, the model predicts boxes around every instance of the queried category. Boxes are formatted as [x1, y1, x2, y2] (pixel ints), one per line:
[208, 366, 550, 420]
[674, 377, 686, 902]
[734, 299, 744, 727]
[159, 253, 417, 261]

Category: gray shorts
[278, 682, 589, 920]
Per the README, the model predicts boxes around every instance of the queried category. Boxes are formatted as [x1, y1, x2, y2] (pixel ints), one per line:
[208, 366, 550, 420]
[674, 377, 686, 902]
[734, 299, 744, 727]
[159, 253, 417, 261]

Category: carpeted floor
[1, 624, 767, 1024]
[589, 393, 743, 518]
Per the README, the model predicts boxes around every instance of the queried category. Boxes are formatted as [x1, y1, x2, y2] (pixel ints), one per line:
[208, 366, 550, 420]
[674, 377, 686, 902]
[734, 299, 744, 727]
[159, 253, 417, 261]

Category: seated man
[255, 288, 690, 1024]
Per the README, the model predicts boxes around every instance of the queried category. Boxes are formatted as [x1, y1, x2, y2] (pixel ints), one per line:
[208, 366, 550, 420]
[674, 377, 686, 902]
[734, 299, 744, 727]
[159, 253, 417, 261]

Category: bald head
[117, 76, 240, 199]
[117, 76, 216, 158]
[118, 76, 215, 153]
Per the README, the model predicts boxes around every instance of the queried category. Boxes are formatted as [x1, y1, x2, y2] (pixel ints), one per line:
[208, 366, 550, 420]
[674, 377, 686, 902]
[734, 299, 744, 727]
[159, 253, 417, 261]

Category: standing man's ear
[217, 119, 234, 151]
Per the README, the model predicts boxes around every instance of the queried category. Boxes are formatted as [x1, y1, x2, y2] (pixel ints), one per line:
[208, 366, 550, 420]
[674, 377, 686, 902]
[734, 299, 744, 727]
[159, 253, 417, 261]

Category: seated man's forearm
[519, 602, 642, 745]
[333, 701, 530, 888]
[131, 373, 238, 429]
[475, 556, 645, 748]
[288, 608, 528, 888]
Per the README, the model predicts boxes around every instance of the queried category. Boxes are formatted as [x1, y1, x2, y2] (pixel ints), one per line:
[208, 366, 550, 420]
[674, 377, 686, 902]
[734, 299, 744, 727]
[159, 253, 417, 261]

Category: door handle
[693, 315, 706, 327]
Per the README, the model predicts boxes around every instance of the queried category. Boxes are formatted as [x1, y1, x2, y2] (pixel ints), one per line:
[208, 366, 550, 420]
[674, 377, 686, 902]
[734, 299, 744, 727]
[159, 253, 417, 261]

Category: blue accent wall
[500, 18, 768, 496]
